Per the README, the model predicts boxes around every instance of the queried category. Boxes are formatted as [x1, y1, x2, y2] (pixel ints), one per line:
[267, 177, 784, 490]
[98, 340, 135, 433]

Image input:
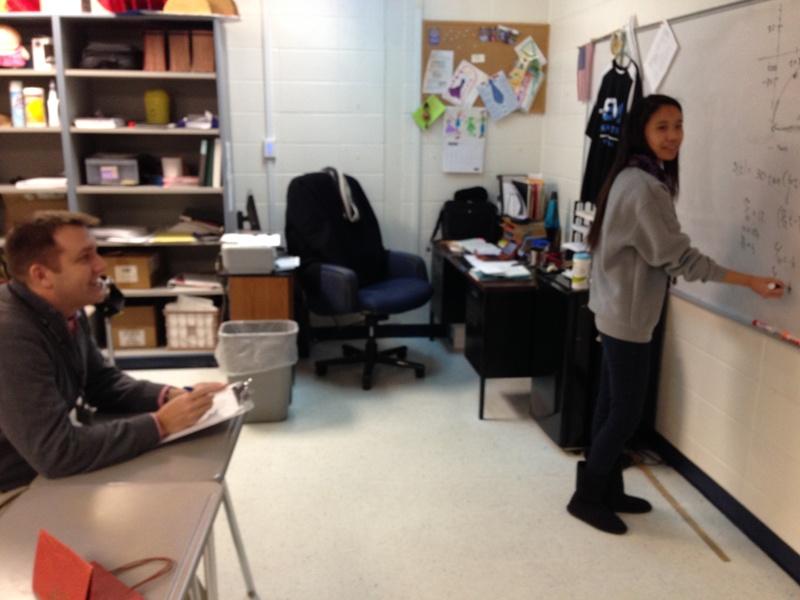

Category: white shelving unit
[0, 13, 236, 366]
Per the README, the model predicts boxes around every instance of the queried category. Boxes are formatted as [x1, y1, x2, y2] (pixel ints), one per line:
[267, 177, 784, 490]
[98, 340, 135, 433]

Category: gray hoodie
[588, 167, 726, 342]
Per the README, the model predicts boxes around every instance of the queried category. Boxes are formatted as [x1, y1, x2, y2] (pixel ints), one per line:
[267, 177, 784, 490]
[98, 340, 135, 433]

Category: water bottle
[47, 80, 60, 127]
[9, 80, 25, 127]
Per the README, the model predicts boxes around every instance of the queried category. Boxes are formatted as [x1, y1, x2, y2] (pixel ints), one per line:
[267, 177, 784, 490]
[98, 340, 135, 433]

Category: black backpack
[430, 186, 501, 244]
[80, 42, 142, 70]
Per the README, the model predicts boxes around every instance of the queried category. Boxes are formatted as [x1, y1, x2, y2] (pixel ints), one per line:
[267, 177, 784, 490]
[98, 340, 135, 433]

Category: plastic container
[144, 88, 170, 124]
[571, 252, 591, 290]
[9, 81, 25, 127]
[215, 320, 299, 423]
[47, 81, 60, 127]
[85, 154, 140, 186]
[23, 87, 46, 127]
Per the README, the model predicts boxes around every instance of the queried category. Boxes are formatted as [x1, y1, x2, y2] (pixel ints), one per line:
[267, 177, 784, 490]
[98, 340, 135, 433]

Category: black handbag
[430, 186, 500, 244]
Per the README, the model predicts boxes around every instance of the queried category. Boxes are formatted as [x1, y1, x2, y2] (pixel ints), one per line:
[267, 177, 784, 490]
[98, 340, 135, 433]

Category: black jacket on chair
[285, 172, 387, 287]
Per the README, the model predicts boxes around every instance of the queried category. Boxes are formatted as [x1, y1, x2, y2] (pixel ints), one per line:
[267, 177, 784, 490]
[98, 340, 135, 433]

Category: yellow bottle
[144, 88, 170, 125]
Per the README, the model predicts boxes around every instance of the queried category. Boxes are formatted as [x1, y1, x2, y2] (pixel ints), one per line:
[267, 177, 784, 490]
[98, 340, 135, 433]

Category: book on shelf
[197, 139, 209, 186]
[211, 138, 222, 188]
[73, 117, 125, 129]
[167, 273, 223, 291]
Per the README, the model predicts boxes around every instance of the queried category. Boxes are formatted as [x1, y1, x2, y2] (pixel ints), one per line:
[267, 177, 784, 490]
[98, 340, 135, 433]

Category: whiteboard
[590, 0, 800, 337]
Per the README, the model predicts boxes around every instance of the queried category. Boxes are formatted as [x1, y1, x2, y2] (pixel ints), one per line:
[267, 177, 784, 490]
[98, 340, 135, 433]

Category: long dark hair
[587, 94, 682, 249]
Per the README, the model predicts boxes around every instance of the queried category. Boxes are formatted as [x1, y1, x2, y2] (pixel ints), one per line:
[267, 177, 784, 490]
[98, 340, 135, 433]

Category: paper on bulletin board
[412, 95, 447, 130]
[442, 107, 488, 173]
[442, 60, 488, 107]
[478, 72, 518, 121]
[514, 35, 547, 66]
[422, 49, 454, 94]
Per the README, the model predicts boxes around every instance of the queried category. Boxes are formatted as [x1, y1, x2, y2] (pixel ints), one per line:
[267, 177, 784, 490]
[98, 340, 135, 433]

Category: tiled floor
[133, 338, 798, 599]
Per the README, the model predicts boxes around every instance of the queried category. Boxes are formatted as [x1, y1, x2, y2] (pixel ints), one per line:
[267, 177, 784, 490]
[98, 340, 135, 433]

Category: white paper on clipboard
[160, 385, 253, 444]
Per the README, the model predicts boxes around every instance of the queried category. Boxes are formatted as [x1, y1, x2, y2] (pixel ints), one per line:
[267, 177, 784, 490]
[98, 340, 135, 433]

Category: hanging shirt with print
[580, 60, 642, 204]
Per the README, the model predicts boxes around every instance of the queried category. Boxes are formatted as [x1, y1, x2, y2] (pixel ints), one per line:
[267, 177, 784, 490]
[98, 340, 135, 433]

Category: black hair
[587, 94, 682, 248]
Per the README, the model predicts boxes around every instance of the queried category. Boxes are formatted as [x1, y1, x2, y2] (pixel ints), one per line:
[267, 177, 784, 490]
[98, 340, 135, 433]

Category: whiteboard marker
[767, 282, 791, 292]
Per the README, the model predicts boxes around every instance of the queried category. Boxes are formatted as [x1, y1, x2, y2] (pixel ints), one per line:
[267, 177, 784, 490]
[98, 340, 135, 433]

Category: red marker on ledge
[752, 319, 800, 347]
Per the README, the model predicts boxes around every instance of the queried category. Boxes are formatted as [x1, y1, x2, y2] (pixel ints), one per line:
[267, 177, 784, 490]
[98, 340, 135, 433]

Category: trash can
[215, 320, 299, 423]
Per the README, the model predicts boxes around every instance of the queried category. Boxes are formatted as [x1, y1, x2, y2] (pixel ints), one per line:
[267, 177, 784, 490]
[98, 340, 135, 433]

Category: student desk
[0, 481, 222, 599]
[32, 415, 259, 600]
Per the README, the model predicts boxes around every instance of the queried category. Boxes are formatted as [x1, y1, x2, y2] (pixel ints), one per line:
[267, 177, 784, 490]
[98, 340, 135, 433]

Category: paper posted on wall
[442, 107, 488, 173]
[422, 49, 454, 94]
[643, 21, 678, 94]
[478, 71, 519, 121]
[442, 60, 488, 107]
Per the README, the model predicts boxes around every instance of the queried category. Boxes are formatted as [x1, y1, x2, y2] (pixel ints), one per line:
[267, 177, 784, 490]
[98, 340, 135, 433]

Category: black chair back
[286, 172, 388, 286]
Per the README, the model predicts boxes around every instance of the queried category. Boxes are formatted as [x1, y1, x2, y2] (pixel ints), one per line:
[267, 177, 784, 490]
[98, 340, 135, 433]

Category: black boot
[606, 460, 652, 514]
[567, 461, 627, 534]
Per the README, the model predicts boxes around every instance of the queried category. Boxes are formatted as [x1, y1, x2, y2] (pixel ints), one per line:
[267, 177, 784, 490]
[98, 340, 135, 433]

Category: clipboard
[160, 380, 253, 445]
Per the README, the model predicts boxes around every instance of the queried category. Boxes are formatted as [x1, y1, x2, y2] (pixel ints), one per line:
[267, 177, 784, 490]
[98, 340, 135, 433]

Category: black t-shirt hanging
[580, 59, 642, 204]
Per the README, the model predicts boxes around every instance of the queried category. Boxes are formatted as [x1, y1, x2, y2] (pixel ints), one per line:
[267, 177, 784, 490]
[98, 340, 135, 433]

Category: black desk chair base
[314, 320, 426, 390]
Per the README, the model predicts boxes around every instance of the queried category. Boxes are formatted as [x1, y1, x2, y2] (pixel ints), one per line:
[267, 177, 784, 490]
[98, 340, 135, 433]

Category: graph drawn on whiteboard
[760, 3, 800, 133]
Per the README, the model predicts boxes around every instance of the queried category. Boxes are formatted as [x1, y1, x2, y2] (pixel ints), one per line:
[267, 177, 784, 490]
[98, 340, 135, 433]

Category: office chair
[285, 170, 433, 390]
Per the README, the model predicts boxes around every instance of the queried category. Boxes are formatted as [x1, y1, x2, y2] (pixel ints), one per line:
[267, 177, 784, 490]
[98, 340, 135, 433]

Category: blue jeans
[586, 334, 653, 477]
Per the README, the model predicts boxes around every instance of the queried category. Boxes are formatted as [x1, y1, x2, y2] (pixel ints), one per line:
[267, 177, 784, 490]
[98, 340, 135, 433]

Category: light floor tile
[131, 338, 798, 599]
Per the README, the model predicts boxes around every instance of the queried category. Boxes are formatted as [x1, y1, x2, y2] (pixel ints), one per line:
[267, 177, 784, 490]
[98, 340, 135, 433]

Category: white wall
[544, 0, 800, 554]
[223, 0, 269, 227]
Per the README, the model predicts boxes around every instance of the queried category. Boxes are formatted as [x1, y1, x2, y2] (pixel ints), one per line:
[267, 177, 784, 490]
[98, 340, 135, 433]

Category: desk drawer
[465, 286, 536, 378]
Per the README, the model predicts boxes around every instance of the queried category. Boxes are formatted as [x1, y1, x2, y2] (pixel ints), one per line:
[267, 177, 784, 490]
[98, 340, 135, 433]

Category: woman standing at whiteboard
[567, 94, 785, 535]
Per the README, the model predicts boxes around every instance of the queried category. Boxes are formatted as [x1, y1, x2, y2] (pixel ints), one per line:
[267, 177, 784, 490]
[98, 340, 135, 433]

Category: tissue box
[221, 245, 275, 274]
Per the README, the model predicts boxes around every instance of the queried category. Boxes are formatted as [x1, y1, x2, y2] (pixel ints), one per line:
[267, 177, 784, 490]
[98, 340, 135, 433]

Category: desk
[32, 415, 259, 600]
[0, 482, 221, 600]
[431, 243, 540, 419]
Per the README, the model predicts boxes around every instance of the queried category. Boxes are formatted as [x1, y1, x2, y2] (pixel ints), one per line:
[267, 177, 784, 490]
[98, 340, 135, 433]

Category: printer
[220, 232, 281, 274]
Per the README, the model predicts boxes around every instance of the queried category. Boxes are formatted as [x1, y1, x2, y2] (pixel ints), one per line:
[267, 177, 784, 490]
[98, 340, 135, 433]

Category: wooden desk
[0, 482, 221, 600]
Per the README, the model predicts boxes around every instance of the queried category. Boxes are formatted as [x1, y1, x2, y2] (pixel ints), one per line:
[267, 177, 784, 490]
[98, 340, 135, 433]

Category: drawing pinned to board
[508, 35, 547, 112]
[478, 71, 518, 121]
[412, 95, 446, 130]
[442, 60, 488, 107]
[422, 49, 454, 94]
[442, 107, 488, 173]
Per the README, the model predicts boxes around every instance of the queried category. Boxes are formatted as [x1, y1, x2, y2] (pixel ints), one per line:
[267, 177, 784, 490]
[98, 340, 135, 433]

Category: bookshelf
[0, 12, 237, 366]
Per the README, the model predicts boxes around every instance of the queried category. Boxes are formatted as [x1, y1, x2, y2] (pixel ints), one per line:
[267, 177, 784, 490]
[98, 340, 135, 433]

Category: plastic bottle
[47, 80, 60, 128]
[23, 87, 46, 128]
[9, 80, 25, 127]
[544, 191, 560, 249]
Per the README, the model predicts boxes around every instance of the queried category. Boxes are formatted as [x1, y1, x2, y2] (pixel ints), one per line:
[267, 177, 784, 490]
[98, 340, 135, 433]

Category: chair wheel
[362, 375, 372, 390]
[415, 366, 425, 379]
[315, 363, 328, 376]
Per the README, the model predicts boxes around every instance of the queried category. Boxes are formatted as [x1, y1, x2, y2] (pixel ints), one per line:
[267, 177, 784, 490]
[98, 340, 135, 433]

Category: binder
[191, 30, 215, 73]
[211, 138, 222, 188]
[197, 138, 209, 186]
[167, 30, 191, 72]
[143, 30, 166, 71]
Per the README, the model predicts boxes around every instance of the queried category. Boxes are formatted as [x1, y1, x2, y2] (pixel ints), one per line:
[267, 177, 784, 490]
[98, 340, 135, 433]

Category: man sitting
[0, 211, 224, 497]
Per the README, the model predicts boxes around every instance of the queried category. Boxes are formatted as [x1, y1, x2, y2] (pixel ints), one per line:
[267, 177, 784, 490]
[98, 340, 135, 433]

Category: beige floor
[135, 338, 798, 600]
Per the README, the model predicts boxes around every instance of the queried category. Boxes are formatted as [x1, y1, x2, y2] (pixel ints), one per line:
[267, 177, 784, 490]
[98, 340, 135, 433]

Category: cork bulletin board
[421, 20, 550, 114]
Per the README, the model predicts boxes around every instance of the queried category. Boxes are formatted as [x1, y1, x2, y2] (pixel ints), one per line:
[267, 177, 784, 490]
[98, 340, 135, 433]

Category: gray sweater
[588, 167, 726, 343]
[0, 281, 163, 491]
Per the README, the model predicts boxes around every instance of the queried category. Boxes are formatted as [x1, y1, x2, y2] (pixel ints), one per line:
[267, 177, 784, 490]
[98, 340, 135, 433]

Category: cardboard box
[111, 305, 157, 349]
[102, 253, 160, 289]
[2, 194, 68, 234]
